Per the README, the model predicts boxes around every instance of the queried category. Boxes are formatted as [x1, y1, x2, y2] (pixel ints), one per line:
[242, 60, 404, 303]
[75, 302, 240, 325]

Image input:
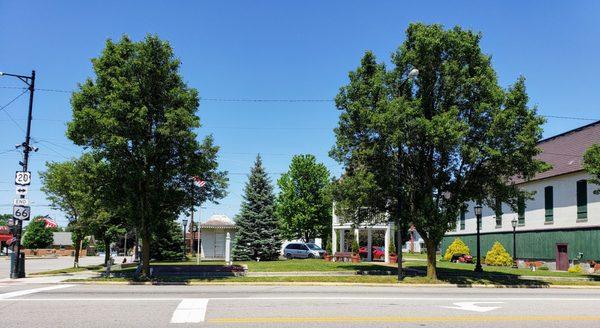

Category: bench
[333, 252, 354, 262]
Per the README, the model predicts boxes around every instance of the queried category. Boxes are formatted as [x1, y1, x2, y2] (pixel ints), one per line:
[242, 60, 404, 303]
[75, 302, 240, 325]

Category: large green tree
[22, 217, 55, 249]
[331, 24, 547, 279]
[67, 35, 227, 276]
[276, 154, 332, 243]
[584, 144, 600, 194]
[41, 153, 107, 267]
[233, 155, 282, 261]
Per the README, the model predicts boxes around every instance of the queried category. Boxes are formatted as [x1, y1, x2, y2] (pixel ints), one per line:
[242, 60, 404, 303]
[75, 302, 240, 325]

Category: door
[556, 243, 569, 271]
[214, 233, 225, 258]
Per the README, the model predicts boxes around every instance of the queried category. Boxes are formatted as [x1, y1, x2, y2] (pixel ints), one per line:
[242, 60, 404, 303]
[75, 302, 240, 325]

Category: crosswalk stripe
[170, 298, 209, 323]
[0, 284, 74, 299]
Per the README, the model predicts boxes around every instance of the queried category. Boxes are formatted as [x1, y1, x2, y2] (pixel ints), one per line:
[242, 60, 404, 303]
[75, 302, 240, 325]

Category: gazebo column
[339, 229, 345, 252]
[354, 228, 359, 246]
[332, 228, 337, 255]
[367, 228, 372, 261]
[384, 222, 392, 263]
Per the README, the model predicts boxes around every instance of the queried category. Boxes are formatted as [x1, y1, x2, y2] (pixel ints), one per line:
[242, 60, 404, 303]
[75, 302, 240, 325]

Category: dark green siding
[442, 228, 600, 261]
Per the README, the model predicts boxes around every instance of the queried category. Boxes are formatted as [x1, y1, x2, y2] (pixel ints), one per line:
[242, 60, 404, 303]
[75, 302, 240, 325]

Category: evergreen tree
[233, 155, 282, 261]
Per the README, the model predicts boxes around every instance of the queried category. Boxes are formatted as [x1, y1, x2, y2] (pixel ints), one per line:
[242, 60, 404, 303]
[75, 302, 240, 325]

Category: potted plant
[351, 239, 361, 263]
[389, 243, 398, 264]
[324, 239, 333, 262]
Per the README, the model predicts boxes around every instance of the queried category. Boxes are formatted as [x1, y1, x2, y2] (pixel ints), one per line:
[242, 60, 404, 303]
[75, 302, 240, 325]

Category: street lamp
[182, 219, 188, 260]
[511, 218, 518, 268]
[395, 67, 419, 281]
[1, 70, 36, 279]
[474, 204, 483, 273]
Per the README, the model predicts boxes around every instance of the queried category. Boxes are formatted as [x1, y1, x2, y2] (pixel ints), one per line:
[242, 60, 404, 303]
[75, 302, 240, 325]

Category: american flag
[193, 176, 206, 188]
[38, 216, 58, 229]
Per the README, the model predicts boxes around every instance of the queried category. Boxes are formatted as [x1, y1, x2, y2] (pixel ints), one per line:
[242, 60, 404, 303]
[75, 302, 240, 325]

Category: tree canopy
[584, 144, 600, 194]
[331, 23, 546, 279]
[66, 35, 227, 276]
[276, 154, 332, 243]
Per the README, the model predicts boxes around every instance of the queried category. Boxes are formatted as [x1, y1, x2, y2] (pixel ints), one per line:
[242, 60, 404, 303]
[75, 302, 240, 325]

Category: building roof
[53, 232, 73, 246]
[200, 215, 237, 229]
[527, 120, 600, 182]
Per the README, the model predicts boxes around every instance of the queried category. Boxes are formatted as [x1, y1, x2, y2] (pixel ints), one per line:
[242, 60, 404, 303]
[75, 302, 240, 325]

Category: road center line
[170, 298, 209, 324]
[0, 285, 74, 299]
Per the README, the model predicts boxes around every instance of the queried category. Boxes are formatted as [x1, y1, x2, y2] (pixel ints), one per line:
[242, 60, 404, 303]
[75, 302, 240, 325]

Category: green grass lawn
[49, 255, 600, 286]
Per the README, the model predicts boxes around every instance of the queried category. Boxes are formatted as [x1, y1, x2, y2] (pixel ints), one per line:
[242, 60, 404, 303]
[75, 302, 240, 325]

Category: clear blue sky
[1, 1, 599, 226]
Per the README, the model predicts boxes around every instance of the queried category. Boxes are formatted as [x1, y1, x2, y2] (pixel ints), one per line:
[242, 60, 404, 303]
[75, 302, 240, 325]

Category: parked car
[283, 242, 326, 259]
[359, 246, 385, 260]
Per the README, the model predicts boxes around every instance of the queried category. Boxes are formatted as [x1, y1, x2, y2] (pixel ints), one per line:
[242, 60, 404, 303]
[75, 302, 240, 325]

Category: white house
[443, 121, 600, 270]
[200, 215, 237, 260]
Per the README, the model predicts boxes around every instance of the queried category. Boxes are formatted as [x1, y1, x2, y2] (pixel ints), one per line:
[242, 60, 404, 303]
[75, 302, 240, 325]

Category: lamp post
[474, 204, 483, 273]
[182, 219, 188, 261]
[395, 68, 419, 281]
[511, 218, 518, 268]
[1, 70, 36, 279]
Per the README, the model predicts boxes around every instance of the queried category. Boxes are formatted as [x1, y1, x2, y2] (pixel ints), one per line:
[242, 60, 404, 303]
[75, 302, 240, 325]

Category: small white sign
[15, 171, 31, 186]
[15, 186, 28, 196]
[12, 205, 31, 221]
[13, 198, 29, 206]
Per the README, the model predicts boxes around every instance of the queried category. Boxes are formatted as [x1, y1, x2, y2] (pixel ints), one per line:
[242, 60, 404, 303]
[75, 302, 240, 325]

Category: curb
[59, 280, 600, 289]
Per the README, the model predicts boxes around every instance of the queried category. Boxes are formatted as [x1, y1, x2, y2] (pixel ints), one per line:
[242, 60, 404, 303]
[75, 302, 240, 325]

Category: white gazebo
[331, 206, 394, 263]
[200, 215, 237, 260]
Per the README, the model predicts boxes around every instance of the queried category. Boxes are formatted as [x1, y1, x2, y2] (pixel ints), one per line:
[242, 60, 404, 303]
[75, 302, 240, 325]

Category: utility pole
[1, 70, 36, 279]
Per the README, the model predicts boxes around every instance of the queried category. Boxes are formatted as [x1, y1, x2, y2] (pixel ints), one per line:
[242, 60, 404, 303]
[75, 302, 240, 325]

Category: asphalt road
[1, 283, 600, 327]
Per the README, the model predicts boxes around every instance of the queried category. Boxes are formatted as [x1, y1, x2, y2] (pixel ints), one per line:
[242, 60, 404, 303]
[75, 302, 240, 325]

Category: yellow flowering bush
[443, 238, 471, 261]
[484, 241, 513, 266]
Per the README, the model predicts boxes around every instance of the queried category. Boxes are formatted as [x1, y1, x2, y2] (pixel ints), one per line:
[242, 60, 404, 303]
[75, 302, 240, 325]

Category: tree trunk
[73, 237, 82, 268]
[141, 233, 151, 277]
[425, 238, 438, 280]
[104, 239, 110, 266]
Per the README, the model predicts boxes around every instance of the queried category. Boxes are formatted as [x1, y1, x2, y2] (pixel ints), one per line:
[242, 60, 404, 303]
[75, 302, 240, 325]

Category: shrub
[443, 238, 470, 261]
[325, 239, 332, 255]
[539, 266, 549, 271]
[568, 264, 582, 273]
[388, 241, 397, 256]
[351, 239, 359, 254]
[484, 241, 513, 266]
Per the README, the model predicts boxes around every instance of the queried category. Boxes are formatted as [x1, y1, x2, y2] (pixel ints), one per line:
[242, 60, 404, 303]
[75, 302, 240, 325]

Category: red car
[359, 246, 385, 260]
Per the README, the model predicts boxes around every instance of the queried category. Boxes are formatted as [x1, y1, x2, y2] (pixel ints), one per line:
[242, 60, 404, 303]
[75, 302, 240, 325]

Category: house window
[544, 186, 553, 223]
[494, 198, 503, 227]
[517, 195, 525, 225]
[577, 179, 588, 220]
[460, 206, 466, 230]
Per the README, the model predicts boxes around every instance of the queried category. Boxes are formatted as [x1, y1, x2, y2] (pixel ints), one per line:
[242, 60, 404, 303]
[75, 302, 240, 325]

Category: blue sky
[1, 1, 599, 226]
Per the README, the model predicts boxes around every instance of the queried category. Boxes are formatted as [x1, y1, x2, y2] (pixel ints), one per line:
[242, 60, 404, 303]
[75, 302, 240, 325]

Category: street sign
[13, 198, 29, 206]
[14, 171, 31, 186]
[15, 186, 28, 196]
[12, 205, 31, 221]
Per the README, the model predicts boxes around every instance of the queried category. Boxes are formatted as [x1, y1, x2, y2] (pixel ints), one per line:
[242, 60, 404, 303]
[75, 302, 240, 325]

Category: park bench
[333, 252, 354, 262]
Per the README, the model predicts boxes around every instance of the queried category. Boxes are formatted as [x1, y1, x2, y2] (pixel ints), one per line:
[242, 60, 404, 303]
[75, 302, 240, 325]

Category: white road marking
[170, 298, 209, 323]
[0, 284, 74, 299]
[442, 301, 504, 312]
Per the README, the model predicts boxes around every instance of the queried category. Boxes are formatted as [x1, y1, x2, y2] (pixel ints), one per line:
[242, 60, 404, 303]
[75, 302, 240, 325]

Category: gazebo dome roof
[201, 214, 235, 227]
